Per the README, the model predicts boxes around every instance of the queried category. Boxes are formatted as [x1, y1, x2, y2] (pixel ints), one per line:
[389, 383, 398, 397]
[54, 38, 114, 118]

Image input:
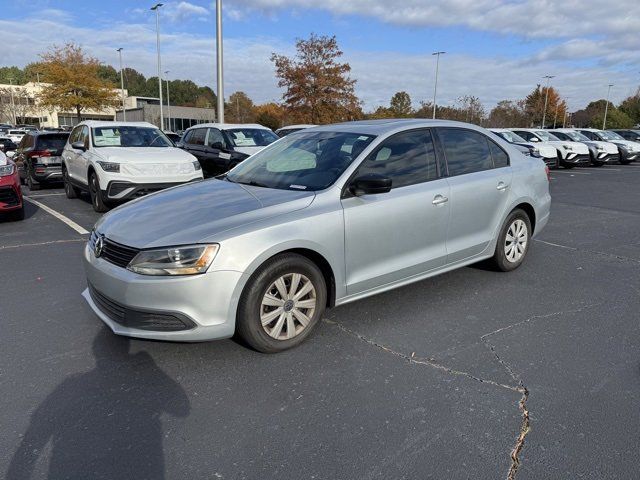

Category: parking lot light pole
[603, 84, 613, 130]
[165, 70, 171, 131]
[541, 75, 554, 128]
[216, 0, 224, 124]
[151, 3, 164, 130]
[431, 51, 445, 119]
[116, 48, 126, 121]
[8, 77, 16, 125]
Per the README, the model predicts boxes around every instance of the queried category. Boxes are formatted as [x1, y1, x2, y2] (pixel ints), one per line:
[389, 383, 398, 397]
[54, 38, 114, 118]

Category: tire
[491, 209, 532, 272]
[590, 155, 604, 167]
[26, 169, 40, 191]
[89, 171, 109, 213]
[619, 156, 632, 165]
[63, 166, 80, 199]
[236, 253, 327, 353]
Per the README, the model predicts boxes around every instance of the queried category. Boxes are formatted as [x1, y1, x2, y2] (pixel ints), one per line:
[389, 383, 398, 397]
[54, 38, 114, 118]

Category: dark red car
[0, 153, 24, 221]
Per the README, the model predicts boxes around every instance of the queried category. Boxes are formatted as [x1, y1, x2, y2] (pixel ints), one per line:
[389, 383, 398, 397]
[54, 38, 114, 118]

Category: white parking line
[26, 192, 67, 197]
[552, 170, 591, 175]
[580, 167, 622, 171]
[24, 197, 90, 235]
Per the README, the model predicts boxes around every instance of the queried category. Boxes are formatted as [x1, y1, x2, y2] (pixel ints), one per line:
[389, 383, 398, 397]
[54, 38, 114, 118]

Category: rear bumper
[31, 165, 62, 182]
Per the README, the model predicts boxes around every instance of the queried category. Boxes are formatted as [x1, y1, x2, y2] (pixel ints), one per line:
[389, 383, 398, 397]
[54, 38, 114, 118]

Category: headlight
[0, 163, 15, 177]
[529, 147, 541, 157]
[97, 161, 120, 173]
[563, 144, 573, 151]
[193, 160, 202, 171]
[127, 244, 219, 275]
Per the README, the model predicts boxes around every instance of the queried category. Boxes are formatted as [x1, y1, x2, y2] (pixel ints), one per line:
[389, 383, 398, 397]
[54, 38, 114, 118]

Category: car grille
[88, 284, 196, 331]
[89, 230, 140, 268]
[0, 187, 19, 206]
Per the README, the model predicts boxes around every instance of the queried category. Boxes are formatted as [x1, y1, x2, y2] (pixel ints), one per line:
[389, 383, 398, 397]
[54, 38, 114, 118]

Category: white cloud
[166, 1, 211, 22]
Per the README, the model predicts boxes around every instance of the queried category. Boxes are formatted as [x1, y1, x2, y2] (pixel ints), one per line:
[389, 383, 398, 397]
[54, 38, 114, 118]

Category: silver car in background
[83, 119, 551, 352]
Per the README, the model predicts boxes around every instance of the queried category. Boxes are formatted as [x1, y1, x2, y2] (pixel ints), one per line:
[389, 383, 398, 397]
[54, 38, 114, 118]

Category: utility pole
[541, 75, 554, 128]
[116, 48, 126, 121]
[151, 3, 164, 129]
[165, 70, 171, 131]
[603, 84, 613, 130]
[432, 51, 445, 119]
[216, 0, 224, 124]
[8, 78, 16, 125]
[553, 103, 559, 128]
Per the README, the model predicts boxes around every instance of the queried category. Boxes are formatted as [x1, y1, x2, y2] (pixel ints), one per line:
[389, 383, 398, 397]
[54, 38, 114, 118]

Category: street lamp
[431, 51, 445, 119]
[215, 0, 224, 124]
[8, 77, 16, 125]
[165, 70, 171, 131]
[541, 75, 554, 128]
[151, 3, 164, 130]
[116, 48, 126, 121]
[603, 84, 614, 130]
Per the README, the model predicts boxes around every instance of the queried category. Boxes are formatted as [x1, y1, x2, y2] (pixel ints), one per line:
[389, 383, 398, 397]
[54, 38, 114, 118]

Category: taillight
[545, 166, 551, 181]
[29, 150, 51, 157]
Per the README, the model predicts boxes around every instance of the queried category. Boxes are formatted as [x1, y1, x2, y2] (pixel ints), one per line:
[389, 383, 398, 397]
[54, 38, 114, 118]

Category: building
[116, 96, 217, 133]
[0, 82, 122, 128]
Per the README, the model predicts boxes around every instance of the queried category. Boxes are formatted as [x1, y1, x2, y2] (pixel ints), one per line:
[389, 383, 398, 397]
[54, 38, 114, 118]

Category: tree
[581, 99, 634, 129]
[524, 85, 566, 128]
[271, 34, 361, 124]
[367, 105, 394, 119]
[0, 66, 26, 85]
[37, 43, 118, 121]
[457, 95, 485, 124]
[225, 91, 255, 123]
[619, 93, 640, 126]
[389, 91, 412, 117]
[488, 100, 528, 127]
[255, 103, 285, 130]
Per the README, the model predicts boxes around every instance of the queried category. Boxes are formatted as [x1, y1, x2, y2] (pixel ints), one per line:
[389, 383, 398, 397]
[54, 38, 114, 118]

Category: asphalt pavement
[1, 165, 639, 479]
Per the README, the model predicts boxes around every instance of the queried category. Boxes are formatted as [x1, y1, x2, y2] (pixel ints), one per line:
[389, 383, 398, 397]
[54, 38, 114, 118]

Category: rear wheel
[89, 171, 109, 213]
[491, 209, 532, 272]
[63, 166, 80, 199]
[236, 253, 327, 353]
[26, 168, 40, 191]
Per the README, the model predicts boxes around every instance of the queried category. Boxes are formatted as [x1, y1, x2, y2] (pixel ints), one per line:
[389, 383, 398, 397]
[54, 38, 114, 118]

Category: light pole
[165, 70, 171, 131]
[562, 108, 568, 128]
[553, 103, 559, 128]
[151, 3, 164, 130]
[431, 51, 445, 119]
[215, 0, 224, 124]
[8, 78, 16, 125]
[541, 75, 554, 128]
[603, 84, 613, 130]
[116, 48, 126, 121]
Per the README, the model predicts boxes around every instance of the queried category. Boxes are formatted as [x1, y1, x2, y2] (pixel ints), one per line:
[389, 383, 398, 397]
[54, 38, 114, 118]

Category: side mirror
[529, 137, 539, 142]
[71, 141, 86, 151]
[210, 141, 224, 150]
[6, 150, 16, 158]
[349, 174, 392, 196]
[175, 142, 184, 149]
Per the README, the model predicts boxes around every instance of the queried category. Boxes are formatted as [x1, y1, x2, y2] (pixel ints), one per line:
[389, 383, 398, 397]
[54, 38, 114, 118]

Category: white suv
[511, 128, 590, 169]
[62, 121, 203, 212]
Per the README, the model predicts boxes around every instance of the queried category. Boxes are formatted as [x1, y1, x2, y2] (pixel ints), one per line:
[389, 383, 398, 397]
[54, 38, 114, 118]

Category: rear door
[204, 127, 231, 172]
[436, 127, 513, 263]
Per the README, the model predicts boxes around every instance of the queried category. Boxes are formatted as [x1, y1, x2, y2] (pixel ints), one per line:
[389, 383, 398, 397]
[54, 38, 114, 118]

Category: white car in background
[6, 129, 27, 144]
[275, 124, 317, 137]
[575, 128, 640, 164]
[490, 128, 559, 168]
[549, 129, 619, 167]
[511, 128, 590, 169]
[62, 121, 203, 212]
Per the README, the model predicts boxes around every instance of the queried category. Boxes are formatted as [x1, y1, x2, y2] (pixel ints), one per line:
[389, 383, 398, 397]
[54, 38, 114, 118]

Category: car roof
[278, 124, 317, 130]
[186, 123, 272, 131]
[575, 127, 599, 131]
[308, 118, 487, 136]
[78, 121, 159, 128]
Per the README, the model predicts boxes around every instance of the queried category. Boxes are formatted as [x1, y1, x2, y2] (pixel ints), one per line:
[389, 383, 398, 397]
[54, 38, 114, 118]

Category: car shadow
[6, 328, 190, 480]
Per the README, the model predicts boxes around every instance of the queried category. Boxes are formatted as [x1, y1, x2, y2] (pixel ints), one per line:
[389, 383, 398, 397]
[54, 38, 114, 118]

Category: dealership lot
[1, 166, 639, 479]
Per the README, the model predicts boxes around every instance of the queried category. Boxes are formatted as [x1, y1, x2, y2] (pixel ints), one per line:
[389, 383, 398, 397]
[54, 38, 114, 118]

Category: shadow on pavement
[6, 328, 190, 480]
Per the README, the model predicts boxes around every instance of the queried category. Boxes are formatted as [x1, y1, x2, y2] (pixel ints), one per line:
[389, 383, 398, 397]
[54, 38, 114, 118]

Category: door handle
[432, 194, 448, 206]
[497, 182, 509, 191]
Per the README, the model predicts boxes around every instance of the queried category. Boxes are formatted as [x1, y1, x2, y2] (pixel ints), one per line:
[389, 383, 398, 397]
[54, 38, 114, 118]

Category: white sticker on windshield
[219, 152, 231, 159]
[289, 184, 307, 190]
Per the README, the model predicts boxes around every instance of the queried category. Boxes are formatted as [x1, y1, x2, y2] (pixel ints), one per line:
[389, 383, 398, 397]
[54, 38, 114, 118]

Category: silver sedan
[83, 119, 551, 352]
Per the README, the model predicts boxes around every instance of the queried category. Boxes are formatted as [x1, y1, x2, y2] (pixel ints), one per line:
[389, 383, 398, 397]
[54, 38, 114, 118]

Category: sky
[1, 0, 639, 112]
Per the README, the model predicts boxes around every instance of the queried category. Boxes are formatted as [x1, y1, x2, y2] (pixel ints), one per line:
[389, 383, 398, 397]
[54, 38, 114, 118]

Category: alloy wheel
[504, 219, 528, 263]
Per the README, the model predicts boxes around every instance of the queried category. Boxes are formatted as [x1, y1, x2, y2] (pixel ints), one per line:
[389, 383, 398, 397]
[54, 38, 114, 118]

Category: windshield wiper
[235, 180, 269, 188]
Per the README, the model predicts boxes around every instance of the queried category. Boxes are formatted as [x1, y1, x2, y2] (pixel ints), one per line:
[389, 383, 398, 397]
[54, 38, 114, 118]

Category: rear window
[36, 134, 69, 152]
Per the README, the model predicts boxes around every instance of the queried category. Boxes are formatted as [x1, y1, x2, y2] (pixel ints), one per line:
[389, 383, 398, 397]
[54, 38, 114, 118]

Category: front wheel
[89, 171, 109, 213]
[236, 253, 327, 353]
[491, 209, 532, 272]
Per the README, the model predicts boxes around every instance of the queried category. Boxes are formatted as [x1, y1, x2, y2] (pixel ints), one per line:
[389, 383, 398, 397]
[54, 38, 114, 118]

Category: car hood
[95, 179, 315, 249]
[233, 146, 267, 156]
[522, 142, 557, 158]
[609, 139, 640, 151]
[583, 141, 619, 153]
[94, 147, 196, 163]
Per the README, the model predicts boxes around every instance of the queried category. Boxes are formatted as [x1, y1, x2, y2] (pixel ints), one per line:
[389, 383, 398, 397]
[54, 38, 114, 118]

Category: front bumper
[82, 243, 247, 341]
[104, 178, 201, 201]
[595, 152, 619, 163]
[0, 184, 22, 212]
[620, 151, 640, 162]
[562, 153, 590, 165]
[541, 156, 559, 168]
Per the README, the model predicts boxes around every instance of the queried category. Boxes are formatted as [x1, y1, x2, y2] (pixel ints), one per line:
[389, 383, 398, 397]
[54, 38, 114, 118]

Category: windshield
[534, 130, 560, 141]
[226, 128, 278, 147]
[495, 131, 527, 143]
[92, 126, 173, 148]
[597, 130, 624, 141]
[226, 131, 376, 191]
[560, 131, 590, 142]
[9, 130, 24, 135]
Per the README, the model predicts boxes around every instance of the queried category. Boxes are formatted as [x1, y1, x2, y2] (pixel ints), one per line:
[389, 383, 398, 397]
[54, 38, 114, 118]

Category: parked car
[164, 132, 182, 144]
[14, 130, 70, 190]
[0, 151, 24, 221]
[177, 123, 279, 177]
[0, 137, 18, 153]
[6, 129, 27, 144]
[275, 124, 316, 137]
[62, 121, 203, 212]
[549, 129, 618, 167]
[83, 119, 550, 352]
[15, 124, 38, 132]
[609, 129, 640, 142]
[576, 128, 640, 164]
[490, 128, 558, 168]
[511, 128, 590, 168]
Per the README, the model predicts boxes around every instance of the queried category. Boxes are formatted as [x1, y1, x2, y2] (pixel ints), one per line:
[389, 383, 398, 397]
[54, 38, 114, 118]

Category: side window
[190, 128, 206, 146]
[439, 128, 494, 176]
[69, 126, 82, 144]
[182, 130, 194, 144]
[488, 139, 509, 168]
[207, 128, 226, 148]
[81, 126, 90, 148]
[513, 130, 534, 142]
[356, 129, 437, 189]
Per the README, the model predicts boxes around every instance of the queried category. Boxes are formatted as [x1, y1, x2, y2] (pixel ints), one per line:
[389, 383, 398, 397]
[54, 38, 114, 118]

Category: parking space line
[580, 168, 621, 171]
[0, 238, 86, 251]
[551, 170, 590, 175]
[24, 197, 90, 235]
[26, 192, 67, 197]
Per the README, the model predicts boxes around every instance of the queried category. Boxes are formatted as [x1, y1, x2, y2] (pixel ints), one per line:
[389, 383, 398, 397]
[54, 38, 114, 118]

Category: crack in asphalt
[534, 239, 640, 264]
[0, 238, 87, 251]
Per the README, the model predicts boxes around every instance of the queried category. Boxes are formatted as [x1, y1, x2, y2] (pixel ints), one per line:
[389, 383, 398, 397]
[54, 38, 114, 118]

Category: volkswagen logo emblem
[94, 235, 104, 258]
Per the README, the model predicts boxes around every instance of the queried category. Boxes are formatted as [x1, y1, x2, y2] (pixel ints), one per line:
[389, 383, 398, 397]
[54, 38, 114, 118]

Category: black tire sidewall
[493, 209, 532, 272]
[89, 171, 108, 212]
[236, 254, 327, 353]
[63, 167, 77, 199]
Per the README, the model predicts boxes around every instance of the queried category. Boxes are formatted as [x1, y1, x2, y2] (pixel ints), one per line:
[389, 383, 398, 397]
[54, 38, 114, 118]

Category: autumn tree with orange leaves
[37, 43, 118, 122]
[271, 34, 362, 124]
